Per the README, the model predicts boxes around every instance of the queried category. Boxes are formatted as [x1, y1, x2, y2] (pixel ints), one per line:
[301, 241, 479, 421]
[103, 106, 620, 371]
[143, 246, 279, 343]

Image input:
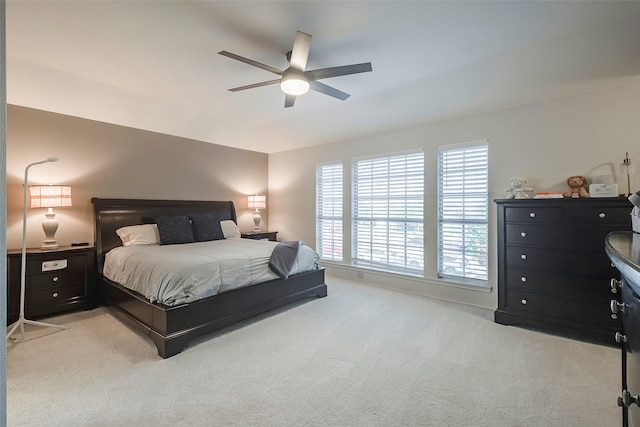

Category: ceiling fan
[219, 31, 373, 108]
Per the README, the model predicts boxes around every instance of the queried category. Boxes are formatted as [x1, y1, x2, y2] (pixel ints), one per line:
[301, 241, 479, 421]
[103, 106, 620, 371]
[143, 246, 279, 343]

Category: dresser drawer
[25, 281, 86, 309]
[506, 267, 613, 301]
[506, 224, 616, 250]
[505, 288, 617, 327]
[506, 245, 617, 277]
[505, 207, 563, 223]
[565, 206, 632, 225]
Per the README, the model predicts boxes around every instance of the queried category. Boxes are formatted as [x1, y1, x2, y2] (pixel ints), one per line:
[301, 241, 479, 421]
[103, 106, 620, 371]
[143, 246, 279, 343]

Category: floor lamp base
[6, 315, 69, 341]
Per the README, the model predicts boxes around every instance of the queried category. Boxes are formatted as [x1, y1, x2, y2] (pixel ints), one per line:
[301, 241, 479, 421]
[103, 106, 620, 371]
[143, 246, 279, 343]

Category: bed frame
[91, 198, 327, 358]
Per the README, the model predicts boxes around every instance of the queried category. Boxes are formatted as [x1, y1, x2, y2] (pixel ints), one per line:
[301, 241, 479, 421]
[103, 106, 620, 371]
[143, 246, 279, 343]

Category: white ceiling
[7, 1, 640, 154]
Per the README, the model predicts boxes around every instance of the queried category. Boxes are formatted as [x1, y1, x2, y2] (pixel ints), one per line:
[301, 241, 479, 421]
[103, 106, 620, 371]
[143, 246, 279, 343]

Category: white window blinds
[437, 142, 488, 282]
[352, 151, 424, 275]
[316, 163, 343, 261]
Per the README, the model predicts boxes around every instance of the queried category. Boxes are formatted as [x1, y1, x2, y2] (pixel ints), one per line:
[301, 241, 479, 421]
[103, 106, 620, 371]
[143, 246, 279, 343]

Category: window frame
[316, 161, 344, 262]
[437, 140, 489, 284]
[351, 150, 424, 276]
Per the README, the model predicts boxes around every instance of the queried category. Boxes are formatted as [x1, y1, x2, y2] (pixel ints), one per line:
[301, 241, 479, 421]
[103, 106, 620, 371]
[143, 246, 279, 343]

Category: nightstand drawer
[26, 281, 86, 309]
[25, 253, 87, 275]
[27, 268, 86, 289]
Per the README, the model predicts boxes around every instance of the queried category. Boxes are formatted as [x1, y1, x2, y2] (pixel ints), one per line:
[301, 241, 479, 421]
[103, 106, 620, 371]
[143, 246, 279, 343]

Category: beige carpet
[7, 278, 620, 426]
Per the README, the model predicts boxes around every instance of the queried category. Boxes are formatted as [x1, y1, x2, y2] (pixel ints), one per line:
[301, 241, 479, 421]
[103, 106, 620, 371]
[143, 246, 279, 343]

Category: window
[352, 151, 424, 275]
[316, 163, 343, 261]
[437, 141, 488, 283]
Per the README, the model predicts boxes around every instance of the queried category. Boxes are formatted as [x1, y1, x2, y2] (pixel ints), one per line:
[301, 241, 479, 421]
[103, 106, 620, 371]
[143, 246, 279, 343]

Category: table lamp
[29, 184, 72, 250]
[248, 194, 266, 232]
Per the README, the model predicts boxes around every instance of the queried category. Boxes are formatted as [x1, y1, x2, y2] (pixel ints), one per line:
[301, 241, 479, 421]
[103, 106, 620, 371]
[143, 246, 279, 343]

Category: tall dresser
[495, 198, 632, 344]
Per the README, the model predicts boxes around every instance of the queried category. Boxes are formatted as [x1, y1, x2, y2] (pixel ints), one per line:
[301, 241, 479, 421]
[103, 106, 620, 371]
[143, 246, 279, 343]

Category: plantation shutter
[437, 142, 488, 282]
[316, 163, 343, 261]
[352, 151, 424, 275]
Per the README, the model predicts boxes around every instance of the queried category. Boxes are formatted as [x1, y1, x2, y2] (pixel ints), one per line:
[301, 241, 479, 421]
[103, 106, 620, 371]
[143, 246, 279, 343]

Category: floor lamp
[7, 157, 69, 341]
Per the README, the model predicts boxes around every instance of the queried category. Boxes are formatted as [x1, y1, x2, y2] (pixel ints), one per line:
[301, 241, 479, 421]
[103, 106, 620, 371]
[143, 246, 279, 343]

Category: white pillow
[116, 224, 160, 246]
[220, 220, 241, 239]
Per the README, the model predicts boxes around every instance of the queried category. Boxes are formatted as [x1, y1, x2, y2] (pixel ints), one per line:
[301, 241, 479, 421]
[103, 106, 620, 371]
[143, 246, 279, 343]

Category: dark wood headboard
[91, 198, 237, 273]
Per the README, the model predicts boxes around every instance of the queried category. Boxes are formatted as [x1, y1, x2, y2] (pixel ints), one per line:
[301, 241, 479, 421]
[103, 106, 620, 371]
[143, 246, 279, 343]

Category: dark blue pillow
[189, 214, 224, 242]
[155, 215, 194, 245]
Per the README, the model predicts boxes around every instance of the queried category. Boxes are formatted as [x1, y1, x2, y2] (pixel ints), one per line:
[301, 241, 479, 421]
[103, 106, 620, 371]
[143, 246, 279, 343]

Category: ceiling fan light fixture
[280, 72, 310, 96]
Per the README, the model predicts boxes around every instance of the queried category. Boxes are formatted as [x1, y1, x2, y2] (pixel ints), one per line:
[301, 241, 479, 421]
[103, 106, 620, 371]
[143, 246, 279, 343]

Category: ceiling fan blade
[284, 94, 296, 108]
[228, 79, 281, 92]
[310, 81, 350, 101]
[289, 31, 312, 71]
[218, 51, 283, 75]
[306, 62, 372, 81]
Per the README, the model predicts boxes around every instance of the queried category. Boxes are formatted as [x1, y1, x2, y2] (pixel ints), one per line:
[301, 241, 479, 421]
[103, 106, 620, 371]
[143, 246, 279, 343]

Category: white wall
[269, 84, 640, 309]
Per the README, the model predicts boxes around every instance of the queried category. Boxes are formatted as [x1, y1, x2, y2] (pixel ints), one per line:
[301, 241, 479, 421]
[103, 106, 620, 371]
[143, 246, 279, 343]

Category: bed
[91, 197, 327, 358]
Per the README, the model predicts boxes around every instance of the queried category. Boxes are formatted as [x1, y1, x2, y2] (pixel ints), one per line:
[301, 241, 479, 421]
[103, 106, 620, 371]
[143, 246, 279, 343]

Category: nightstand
[6, 245, 97, 325]
[241, 231, 278, 241]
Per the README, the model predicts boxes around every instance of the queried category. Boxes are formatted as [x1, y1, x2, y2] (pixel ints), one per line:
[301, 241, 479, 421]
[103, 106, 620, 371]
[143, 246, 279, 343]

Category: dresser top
[495, 197, 632, 206]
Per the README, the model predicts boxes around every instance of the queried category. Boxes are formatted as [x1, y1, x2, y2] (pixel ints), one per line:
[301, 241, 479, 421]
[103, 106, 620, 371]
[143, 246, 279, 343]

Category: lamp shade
[248, 195, 266, 210]
[29, 185, 72, 208]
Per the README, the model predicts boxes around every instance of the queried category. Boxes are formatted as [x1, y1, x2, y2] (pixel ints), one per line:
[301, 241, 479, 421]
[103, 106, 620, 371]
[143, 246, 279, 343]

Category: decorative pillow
[155, 215, 195, 245]
[220, 220, 241, 239]
[189, 214, 224, 242]
[116, 224, 160, 246]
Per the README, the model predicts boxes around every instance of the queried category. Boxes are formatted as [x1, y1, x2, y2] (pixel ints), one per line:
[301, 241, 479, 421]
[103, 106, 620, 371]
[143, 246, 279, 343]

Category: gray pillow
[190, 214, 224, 242]
[155, 215, 195, 245]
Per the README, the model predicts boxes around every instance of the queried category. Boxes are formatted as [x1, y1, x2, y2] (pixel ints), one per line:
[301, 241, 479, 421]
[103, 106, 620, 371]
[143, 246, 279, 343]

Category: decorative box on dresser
[606, 231, 640, 427]
[6, 245, 97, 325]
[495, 198, 632, 345]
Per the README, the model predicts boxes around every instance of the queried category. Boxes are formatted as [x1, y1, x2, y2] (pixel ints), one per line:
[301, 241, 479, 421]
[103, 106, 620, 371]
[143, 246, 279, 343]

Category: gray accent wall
[6, 105, 268, 250]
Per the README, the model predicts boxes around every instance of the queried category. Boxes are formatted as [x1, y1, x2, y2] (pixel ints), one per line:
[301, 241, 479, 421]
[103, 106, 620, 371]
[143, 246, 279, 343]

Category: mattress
[103, 238, 319, 306]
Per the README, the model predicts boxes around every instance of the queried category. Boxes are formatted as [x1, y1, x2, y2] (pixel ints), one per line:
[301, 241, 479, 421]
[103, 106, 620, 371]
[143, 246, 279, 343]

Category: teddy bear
[505, 177, 533, 199]
[564, 175, 590, 198]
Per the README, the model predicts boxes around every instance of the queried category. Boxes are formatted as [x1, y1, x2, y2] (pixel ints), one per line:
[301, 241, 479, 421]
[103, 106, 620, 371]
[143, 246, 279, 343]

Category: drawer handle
[520, 232, 527, 238]
[611, 300, 626, 319]
[618, 391, 640, 408]
[615, 332, 628, 344]
[599, 213, 606, 219]
[52, 276, 59, 282]
[521, 254, 527, 260]
[52, 292, 59, 298]
[529, 212, 536, 218]
[521, 276, 527, 282]
[611, 278, 621, 294]
[521, 299, 527, 305]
